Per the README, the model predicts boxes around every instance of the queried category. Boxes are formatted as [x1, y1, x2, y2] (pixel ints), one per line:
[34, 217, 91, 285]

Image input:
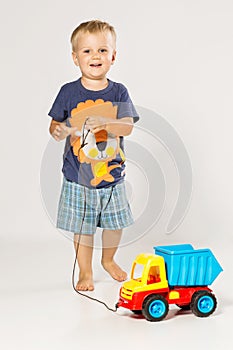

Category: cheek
[105, 55, 114, 64]
[78, 56, 89, 65]
[88, 148, 99, 159]
[106, 147, 115, 157]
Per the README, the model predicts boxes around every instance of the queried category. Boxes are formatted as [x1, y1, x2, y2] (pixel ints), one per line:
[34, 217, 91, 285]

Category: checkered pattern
[57, 178, 134, 234]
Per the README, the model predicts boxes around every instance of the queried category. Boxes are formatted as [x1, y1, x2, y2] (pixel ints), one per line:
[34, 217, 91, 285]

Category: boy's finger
[52, 133, 60, 141]
[92, 127, 102, 134]
[59, 124, 68, 131]
[55, 125, 62, 133]
[70, 126, 78, 132]
[70, 127, 80, 136]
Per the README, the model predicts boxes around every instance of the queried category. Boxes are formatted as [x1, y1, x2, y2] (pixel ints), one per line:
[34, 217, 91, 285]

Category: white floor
[1, 234, 232, 350]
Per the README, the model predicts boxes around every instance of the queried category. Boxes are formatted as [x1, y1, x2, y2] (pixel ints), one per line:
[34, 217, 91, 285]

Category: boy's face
[72, 31, 116, 81]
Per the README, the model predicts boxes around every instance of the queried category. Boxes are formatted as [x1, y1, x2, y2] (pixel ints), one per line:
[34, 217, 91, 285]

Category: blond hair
[71, 20, 116, 51]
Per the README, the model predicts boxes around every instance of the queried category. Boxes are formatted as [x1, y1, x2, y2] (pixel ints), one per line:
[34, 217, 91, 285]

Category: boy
[48, 20, 139, 291]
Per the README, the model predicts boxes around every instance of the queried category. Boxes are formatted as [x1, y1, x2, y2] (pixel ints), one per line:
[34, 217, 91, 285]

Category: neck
[81, 76, 108, 91]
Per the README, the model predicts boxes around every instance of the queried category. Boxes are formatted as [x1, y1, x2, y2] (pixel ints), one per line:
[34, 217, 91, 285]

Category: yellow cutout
[169, 291, 180, 300]
[94, 162, 107, 177]
[120, 148, 125, 162]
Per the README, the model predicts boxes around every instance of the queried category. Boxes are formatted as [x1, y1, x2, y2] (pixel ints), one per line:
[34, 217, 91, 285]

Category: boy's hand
[51, 123, 78, 141]
[85, 116, 108, 134]
[85, 116, 133, 136]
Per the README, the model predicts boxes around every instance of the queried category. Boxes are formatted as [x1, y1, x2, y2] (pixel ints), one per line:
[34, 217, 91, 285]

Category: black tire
[176, 303, 191, 310]
[131, 310, 142, 315]
[142, 294, 169, 322]
[191, 290, 217, 317]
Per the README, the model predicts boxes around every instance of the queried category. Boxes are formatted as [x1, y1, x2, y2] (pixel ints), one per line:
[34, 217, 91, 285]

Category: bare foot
[101, 260, 127, 282]
[76, 274, 94, 291]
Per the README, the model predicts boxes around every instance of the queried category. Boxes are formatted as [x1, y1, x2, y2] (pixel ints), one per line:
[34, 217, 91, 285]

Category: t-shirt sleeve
[117, 84, 139, 123]
[48, 85, 68, 122]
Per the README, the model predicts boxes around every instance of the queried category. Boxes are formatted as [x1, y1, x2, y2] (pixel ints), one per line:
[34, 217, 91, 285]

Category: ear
[111, 50, 116, 65]
[72, 52, 79, 67]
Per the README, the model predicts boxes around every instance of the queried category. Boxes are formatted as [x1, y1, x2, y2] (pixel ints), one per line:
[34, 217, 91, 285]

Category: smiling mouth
[90, 64, 102, 67]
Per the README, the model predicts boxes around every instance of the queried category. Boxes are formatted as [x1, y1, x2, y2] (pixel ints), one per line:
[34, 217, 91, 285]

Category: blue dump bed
[154, 244, 223, 287]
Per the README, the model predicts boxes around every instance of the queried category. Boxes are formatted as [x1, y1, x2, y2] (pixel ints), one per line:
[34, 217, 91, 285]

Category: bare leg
[74, 234, 94, 291]
[101, 229, 127, 282]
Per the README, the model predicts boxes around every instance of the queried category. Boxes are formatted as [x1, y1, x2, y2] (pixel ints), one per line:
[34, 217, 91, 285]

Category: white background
[0, 0, 233, 349]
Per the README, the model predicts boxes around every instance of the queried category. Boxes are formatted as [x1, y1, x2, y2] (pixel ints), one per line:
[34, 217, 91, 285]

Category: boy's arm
[49, 119, 77, 141]
[85, 116, 134, 136]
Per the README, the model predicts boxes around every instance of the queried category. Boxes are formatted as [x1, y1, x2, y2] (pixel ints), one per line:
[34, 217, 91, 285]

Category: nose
[92, 51, 100, 59]
[96, 141, 107, 152]
[95, 130, 107, 151]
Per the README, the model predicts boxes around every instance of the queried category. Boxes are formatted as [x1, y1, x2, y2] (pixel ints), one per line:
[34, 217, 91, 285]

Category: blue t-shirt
[48, 78, 139, 188]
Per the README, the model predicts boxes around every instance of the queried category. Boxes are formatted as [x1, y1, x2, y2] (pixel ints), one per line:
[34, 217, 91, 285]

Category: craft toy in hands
[69, 99, 125, 186]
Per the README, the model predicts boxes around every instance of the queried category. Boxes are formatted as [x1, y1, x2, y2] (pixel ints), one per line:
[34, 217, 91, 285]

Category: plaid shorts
[57, 178, 134, 234]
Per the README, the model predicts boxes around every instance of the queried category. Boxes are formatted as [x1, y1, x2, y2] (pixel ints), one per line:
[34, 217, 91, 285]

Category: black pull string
[71, 118, 118, 312]
[71, 236, 118, 312]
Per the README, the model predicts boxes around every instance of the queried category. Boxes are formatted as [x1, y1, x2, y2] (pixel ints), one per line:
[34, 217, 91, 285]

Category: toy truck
[116, 244, 223, 321]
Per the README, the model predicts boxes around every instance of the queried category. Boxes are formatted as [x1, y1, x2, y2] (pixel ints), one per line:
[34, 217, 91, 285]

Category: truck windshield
[132, 263, 144, 281]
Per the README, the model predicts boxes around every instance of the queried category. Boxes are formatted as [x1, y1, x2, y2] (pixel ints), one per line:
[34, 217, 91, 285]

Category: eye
[83, 49, 90, 53]
[99, 48, 107, 53]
